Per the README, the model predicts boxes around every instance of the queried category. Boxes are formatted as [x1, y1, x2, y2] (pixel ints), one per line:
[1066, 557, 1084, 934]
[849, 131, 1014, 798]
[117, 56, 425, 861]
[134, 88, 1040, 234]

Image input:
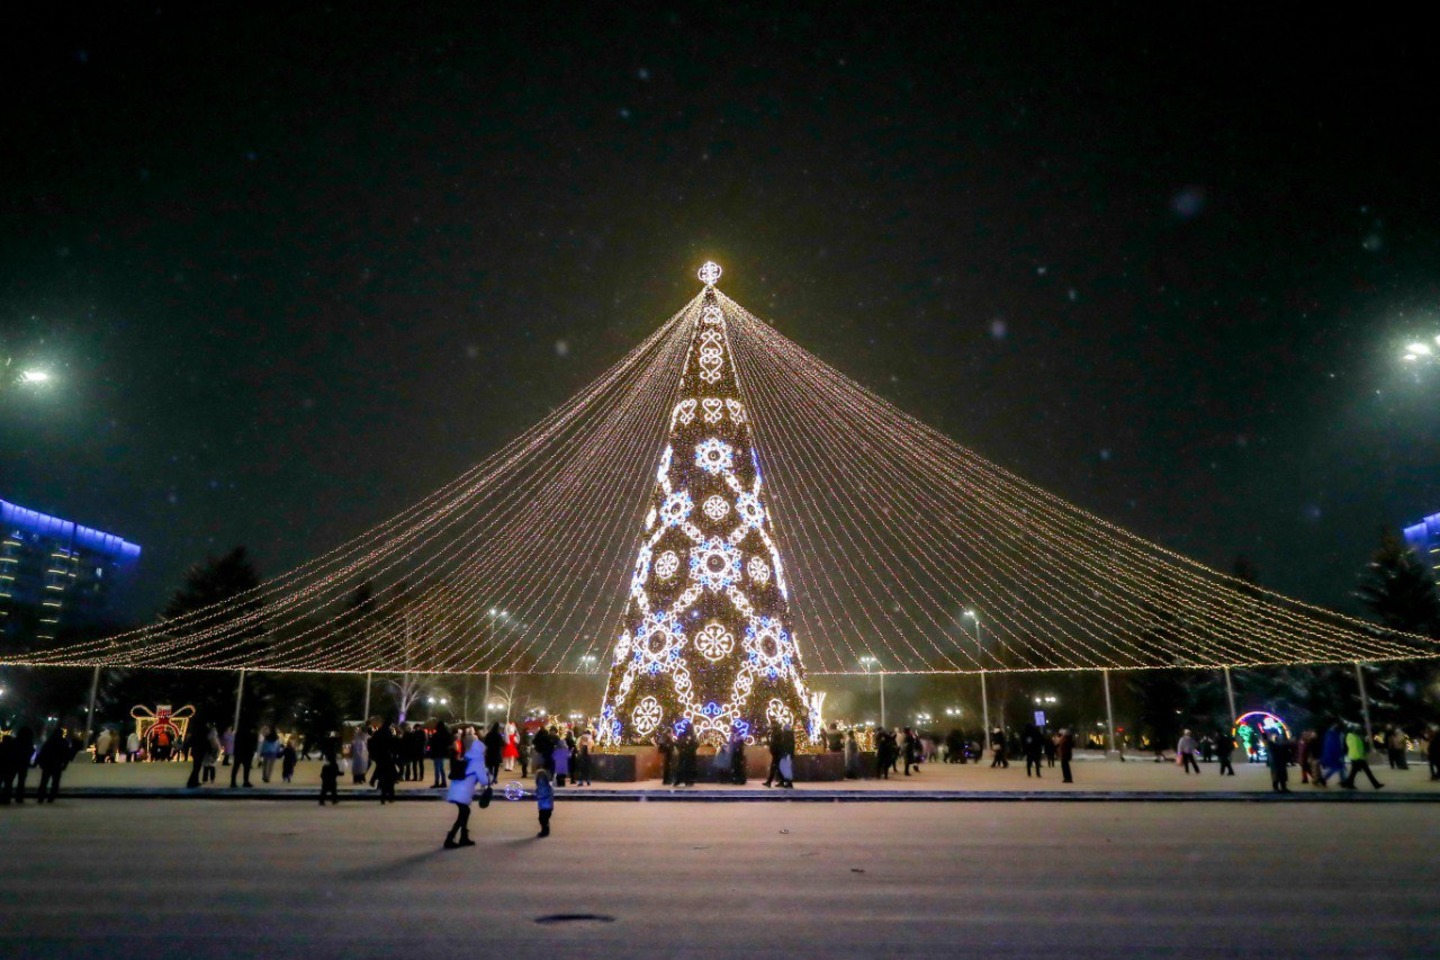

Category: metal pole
[84, 665, 102, 745]
[1102, 668, 1117, 758]
[1353, 661, 1374, 753]
[1223, 665, 1237, 721]
[879, 671, 886, 728]
[361, 670, 372, 721]
[232, 668, 246, 734]
[462, 674, 470, 723]
[980, 671, 990, 739]
[483, 671, 491, 729]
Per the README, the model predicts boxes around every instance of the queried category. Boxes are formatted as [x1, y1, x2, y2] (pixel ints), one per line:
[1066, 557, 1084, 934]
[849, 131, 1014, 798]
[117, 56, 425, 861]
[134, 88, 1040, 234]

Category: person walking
[535, 767, 555, 838]
[675, 725, 698, 786]
[185, 718, 208, 789]
[876, 728, 895, 779]
[763, 724, 785, 788]
[370, 721, 398, 803]
[127, 729, 142, 763]
[349, 725, 369, 784]
[1177, 730, 1200, 774]
[1021, 723, 1044, 778]
[319, 736, 341, 805]
[844, 729, 860, 779]
[257, 727, 281, 783]
[574, 726, 593, 786]
[1427, 724, 1440, 781]
[483, 723, 504, 786]
[1056, 727, 1075, 783]
[2, 726, 35, 803]
[230, 725, 257, 788]
[502, 722, 519, 772]
[93, 728, 112, 764]
[428, 721, 450, 788]
[1386, 727, 1409, 770]
[553, 734, 571, 787]
[902, 727, 921, 776]
[203, 724, 221, 784]
[1341, 725, 1384, 790]
[729, 728, 747, 786]
[989, 727, 1008, 768]
[281, 737, 298, 783]
[1266, 732, 1291, 793]
[657, 726, 676, 785]
[443, 732, 488, 849]
[514, 726, 531, 778]
[1321, 722, 1346, 783]
[36, 726, 70, 803]
[0, 728, 18, 805]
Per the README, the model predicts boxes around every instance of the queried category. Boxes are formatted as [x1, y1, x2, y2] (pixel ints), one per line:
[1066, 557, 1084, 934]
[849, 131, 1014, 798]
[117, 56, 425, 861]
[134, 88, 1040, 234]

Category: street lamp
[963, 610, 991, 735]
[859, 655, 885, 728]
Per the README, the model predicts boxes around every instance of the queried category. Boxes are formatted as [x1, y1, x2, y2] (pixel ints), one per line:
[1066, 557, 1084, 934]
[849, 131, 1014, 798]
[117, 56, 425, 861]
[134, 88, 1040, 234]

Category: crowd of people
[1165, 720, 1440, 792]
[6, 711, 1440, 811]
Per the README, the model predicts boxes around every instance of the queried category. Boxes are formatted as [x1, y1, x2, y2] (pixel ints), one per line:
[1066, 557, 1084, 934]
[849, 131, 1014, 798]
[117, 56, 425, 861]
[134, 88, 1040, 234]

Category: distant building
[1402, 513, 1440, 584]
[0, 498, 141, 644]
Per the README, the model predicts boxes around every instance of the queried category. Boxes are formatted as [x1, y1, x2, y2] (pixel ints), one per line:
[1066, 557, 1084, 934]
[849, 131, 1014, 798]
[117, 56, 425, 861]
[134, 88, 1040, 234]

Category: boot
[444, 829, 461, 849]
[459, 828, 475, 847]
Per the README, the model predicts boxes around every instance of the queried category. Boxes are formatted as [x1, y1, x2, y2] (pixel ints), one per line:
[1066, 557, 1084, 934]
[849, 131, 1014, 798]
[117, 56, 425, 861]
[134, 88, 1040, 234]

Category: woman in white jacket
[443, 734, 488, 849]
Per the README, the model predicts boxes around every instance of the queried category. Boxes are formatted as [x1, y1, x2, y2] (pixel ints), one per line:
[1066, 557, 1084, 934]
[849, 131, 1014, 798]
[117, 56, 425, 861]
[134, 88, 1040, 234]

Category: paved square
[1, 796, 1433, 958]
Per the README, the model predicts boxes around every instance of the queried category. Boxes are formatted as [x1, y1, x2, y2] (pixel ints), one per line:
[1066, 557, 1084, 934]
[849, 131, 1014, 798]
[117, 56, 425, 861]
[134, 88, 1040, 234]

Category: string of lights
[4, 274, 1435, 676]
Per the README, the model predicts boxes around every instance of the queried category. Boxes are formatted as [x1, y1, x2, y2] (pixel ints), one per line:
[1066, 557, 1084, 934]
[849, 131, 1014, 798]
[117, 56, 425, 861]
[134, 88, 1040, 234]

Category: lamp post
[860, 655, 885, 728]
[964, 610, 990, 736]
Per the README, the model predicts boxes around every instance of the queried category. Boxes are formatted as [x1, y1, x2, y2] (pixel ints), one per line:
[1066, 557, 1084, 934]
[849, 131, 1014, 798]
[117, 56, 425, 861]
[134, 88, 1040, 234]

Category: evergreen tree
[1352, 530, 1440, 727]
[1355, 529, 1440, 637]
[108, 547, 263, 724]
[600, 280, 812, 745]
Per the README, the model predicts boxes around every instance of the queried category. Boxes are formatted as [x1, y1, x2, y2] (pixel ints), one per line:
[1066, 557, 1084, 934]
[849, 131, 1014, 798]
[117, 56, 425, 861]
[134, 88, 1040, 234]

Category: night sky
[4, 6, 1439, 624]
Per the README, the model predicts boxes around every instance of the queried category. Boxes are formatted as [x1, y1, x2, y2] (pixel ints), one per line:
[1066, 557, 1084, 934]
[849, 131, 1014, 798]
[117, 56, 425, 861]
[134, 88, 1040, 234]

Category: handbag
[778, 755, 794, 781]
[477, 784, 493, 809]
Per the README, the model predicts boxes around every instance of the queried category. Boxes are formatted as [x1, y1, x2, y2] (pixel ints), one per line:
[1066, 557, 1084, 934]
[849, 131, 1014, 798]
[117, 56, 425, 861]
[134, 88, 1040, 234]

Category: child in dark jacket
[535, 768, 555, 837]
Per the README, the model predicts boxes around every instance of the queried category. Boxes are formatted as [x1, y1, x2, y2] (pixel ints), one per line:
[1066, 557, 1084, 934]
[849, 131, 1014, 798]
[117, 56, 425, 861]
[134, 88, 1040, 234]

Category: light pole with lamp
[860, 655, 885, 728]
[964, 610, 990, 737]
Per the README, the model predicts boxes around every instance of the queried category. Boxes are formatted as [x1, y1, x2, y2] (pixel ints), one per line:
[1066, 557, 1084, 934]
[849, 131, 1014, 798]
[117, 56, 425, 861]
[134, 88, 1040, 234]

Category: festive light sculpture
[698, 260, 722, 286]
[599, 267, 811, 745]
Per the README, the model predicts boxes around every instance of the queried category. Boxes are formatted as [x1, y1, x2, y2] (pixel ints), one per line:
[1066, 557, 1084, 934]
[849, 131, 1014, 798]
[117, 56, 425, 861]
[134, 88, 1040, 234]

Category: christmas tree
[598, 263, 813, 746]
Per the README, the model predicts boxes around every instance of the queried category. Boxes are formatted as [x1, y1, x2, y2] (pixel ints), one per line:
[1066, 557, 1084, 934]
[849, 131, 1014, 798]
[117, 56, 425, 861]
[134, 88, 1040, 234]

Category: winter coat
[446, 739, 488, 804]
[350, 730, 369, 774]
[553, 742, 571, 776]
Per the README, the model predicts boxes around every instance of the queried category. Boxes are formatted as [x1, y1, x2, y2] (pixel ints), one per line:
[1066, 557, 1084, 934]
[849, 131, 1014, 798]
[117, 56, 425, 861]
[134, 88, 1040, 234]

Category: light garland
[6, 268, 1437, 679]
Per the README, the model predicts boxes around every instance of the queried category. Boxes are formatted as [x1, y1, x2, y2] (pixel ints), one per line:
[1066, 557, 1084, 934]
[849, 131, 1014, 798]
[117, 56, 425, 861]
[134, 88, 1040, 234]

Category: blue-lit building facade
[1402, 513, 1440, 584]
[0, 498, 141, 645]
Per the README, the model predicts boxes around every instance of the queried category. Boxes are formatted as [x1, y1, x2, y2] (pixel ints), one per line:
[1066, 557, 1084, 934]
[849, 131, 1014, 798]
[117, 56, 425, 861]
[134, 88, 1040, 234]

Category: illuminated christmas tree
[598, 262, 813, 746]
